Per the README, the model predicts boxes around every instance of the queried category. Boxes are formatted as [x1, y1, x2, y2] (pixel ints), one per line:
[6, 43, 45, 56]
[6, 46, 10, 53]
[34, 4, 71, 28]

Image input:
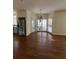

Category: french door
[32, 18, 53, 33]
[36, 19, 47, 31]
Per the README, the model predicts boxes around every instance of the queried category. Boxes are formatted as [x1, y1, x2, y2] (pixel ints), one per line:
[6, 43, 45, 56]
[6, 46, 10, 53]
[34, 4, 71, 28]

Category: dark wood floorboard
[13, 32, 66, 59]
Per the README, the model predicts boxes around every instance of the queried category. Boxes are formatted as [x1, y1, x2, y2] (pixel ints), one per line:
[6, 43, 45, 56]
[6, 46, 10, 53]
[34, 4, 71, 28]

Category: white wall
[13, 10, 17, 25]
[17, 10, 26, 17]
[53, 10, 66, 35]
[26, 10, 32, 36]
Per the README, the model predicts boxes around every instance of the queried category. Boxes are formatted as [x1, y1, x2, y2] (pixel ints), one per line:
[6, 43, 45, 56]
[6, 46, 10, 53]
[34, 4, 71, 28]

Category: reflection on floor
[13, 32, 66, 59]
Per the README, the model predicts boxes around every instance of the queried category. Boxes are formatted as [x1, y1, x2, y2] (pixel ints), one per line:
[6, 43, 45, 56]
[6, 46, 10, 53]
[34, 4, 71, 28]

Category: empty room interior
[13, 0, 66, 59]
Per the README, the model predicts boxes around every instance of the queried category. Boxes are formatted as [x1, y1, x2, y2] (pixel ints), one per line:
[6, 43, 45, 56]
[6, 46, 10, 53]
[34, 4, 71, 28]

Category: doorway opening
[17, 17, 26, 36]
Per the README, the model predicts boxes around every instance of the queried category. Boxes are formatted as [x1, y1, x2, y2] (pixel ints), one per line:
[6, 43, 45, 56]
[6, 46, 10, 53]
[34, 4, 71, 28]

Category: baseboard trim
[27, 31, 66, 37]
[53, 34, 66, 37]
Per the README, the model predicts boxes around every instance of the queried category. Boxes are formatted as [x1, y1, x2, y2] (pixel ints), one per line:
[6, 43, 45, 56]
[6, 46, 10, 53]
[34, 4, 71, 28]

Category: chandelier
[39, 9, 43, 22]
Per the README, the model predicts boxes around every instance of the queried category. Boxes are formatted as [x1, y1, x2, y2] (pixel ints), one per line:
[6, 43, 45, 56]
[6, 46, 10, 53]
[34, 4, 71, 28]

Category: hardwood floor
[13, 32, 66, 59]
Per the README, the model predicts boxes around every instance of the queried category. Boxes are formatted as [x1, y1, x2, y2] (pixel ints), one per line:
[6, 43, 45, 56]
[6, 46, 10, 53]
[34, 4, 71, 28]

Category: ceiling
[13, 0, 66, 13]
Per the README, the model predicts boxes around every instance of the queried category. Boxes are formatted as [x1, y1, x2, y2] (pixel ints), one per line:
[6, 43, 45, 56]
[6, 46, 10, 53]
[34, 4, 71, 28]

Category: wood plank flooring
[13, 32, 66, 59]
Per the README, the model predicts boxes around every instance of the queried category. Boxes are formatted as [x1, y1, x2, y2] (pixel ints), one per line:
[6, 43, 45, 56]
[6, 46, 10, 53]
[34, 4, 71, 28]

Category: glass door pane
[32, 20, 36, 32]
[48, 18, 53, 32]
[41, 19, 47, 31]
[37, 19, 47, 31]
[37, 20, 41, 31]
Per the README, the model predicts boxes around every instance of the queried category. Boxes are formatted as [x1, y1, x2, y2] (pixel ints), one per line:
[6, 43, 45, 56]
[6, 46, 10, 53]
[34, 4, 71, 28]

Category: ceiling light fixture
[39, 9, 43, 22]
